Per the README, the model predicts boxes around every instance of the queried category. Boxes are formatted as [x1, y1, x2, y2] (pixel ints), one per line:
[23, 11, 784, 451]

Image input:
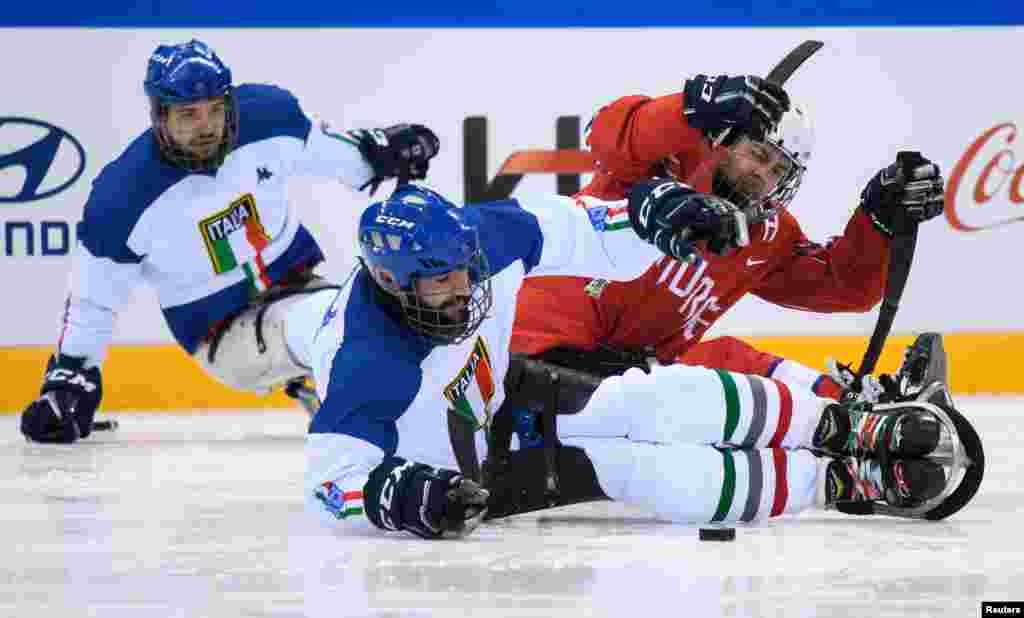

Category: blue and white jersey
[58, 84, 374, 362]
[304, 192, 661, 530]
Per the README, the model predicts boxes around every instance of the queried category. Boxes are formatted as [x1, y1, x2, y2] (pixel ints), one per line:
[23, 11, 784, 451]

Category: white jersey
[304, 192, 662, 530]
[58, 84, 373, 364]
[303, 191, 832, 532]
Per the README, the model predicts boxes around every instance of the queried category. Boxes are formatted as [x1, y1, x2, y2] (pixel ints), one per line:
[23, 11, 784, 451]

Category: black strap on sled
[205, 268, 344, 364]
[483, 445, 609, 520]
[448, 346, 651, 516]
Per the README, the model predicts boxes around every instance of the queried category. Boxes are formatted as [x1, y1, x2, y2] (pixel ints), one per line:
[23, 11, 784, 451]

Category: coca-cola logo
[946, 123, 1024, 232]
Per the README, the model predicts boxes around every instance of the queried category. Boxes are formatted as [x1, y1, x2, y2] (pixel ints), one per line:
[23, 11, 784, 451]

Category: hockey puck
[92, 420, 119, 432]
[699, 527, 736, 542]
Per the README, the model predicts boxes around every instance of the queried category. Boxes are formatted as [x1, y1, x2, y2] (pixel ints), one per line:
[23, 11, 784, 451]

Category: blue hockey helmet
[359, 185, 492, 345]
[143, 39, 239, 172]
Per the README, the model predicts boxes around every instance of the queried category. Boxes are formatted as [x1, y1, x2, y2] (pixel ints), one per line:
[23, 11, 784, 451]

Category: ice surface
[2, 397, 1021, 618]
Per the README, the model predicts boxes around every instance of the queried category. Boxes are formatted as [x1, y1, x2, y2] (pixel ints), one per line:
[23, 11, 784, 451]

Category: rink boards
[3, 332, 1021, 411]
[2, 27, 1024, 408]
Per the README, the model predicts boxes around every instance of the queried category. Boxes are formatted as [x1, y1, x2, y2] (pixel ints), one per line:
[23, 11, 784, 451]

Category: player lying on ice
[510, 72, 947, 403]
[304, 181, 954, 539]
[19, 39, 441, 443]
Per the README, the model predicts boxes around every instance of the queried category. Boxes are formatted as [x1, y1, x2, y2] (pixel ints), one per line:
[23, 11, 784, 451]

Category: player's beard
[387, 288, 476, 345]
[157, 126, 229, 172]
[712, 167, 752, 211]
[712, 156, 774, 220]
[189, 140, 220, 159]
[415, 296, 472, 341]
[185, 130, 225, 161]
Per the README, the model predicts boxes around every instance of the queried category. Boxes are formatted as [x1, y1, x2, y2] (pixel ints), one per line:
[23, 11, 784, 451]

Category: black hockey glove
[627, 180, 750, 262]
[683, 74, 790, 144]
[364, 456, 489, 539]
[20, 354, 102, 444]
[859, 151, 946, 238]
[345, 124, 440, 193]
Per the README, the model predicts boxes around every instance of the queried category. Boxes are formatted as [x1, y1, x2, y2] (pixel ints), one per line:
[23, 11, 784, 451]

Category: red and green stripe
[712, 448, 790, 522]
[714, 370, 794, 447]
[314, 483, 365, 520]
[242, 216, 272, 291]
[339, 490, 364, 519]
[604, 205, 631, 231]
[449, 338, 496, 431]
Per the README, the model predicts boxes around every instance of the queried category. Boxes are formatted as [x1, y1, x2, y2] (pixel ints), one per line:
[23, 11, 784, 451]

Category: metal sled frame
[830, 382, 985, 521]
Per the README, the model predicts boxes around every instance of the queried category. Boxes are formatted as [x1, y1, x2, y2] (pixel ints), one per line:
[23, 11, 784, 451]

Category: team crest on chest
[443, 336, 496, 432]
[198, 193, 273, 291]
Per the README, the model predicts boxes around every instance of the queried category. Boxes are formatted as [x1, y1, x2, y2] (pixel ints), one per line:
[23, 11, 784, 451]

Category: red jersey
[511, 92, 891, 367]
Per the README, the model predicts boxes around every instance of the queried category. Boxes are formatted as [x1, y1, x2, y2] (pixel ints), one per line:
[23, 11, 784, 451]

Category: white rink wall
[2, 27, 1023, 347]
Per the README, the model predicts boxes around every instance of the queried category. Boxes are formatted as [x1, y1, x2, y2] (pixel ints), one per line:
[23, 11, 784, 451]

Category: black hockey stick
[765, 40, 825, 86]
[852, 152, 923, 391]
[712, 40, 823, 148]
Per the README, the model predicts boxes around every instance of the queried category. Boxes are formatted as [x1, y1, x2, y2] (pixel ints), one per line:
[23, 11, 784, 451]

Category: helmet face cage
[711, 103, 814, 224]
[762, 145, 805, 217]
[144, 39, 239, 172]
[396, 250, 493, 346]
[712, 135, 806, 224]
[359, 187, 494, 346]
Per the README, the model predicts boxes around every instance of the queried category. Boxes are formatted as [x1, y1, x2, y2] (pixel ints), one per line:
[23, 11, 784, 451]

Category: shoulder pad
[234, 84, 312, 146]
[79, 131, 186, 263]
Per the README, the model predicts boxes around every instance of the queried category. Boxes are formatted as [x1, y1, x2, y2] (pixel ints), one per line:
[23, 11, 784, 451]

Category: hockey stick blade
[493, 41, 825, 179]
[765, 40, 825, 86]
[711, 40, 823, 148]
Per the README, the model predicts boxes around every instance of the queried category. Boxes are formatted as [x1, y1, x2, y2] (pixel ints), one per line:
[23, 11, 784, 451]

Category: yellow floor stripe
[3, 332, 1020, 413]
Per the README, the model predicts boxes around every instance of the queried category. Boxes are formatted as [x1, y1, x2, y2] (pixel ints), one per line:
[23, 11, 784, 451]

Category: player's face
[164, 97, 227, 160]
[721, 138, 793, 202]
[414, 269, 471, 321]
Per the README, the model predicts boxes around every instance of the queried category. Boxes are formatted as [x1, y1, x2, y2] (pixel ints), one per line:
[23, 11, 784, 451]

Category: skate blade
[871, 382, 982, 520]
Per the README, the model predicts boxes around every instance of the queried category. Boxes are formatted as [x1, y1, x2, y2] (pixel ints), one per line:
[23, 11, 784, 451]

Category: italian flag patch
[314, 481, 365, 520]
[444, 336, 496, 431]
[199, 193, 273, 293]
[603, 204, 631, 231]
[578, 197, 631, 233]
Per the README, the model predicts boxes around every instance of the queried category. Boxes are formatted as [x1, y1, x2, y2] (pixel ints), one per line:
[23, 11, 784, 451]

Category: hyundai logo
[0, 117, 86, 204]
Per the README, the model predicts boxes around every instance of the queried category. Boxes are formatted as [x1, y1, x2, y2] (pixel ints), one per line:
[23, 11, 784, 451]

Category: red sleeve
[584, 93, 709, 197]
[752, 209, 891, 312]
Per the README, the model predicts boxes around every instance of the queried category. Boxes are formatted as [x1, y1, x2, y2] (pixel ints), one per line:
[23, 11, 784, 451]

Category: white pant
[194, 288, 338, 394]
[556, 363, 828, 522]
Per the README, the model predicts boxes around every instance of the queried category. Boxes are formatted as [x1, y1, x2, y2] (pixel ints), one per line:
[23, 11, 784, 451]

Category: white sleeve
[304, 433, 382, 534]
[57, 244, 144, 366]
[519, 193, 662, 282]
[288, 117, 375, 190]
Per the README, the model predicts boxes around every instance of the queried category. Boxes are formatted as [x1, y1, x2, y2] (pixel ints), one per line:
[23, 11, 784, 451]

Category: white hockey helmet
[758, 102, 815, 217]
[710, 102, 814, 223]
